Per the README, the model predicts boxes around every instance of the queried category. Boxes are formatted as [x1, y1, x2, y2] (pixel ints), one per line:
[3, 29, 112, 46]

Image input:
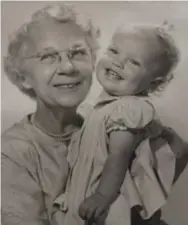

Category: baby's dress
[53, 93, 176, 225]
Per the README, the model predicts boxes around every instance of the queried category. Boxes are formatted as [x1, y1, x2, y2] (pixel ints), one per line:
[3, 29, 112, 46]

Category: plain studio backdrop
[1, 1, 188, 224]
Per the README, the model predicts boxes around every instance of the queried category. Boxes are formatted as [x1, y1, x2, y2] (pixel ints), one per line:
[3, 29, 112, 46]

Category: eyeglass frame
[21, 45, 92, 65]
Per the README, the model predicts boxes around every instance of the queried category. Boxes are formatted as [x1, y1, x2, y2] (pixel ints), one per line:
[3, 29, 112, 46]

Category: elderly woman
[1, 4, 99, 225]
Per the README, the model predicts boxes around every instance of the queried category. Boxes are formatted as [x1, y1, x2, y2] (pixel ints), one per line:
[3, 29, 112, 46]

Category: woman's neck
[34, 100, 79, 135]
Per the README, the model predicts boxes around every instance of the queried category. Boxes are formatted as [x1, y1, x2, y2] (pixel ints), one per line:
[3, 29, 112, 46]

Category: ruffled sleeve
[106, 98, 155, 134]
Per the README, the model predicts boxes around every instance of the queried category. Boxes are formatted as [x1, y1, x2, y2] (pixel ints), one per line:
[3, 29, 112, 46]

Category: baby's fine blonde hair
[116, 22, 180, 93]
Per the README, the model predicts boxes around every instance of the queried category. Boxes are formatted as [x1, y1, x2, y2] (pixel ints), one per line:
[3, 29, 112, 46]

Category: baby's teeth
[109, 70, 118, 77]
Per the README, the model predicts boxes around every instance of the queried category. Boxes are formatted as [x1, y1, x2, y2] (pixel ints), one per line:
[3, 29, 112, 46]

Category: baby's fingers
[79, 202, 97, 221]
[85, 207, 97, 221]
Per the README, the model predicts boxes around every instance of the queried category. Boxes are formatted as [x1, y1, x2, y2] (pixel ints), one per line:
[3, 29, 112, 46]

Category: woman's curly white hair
[4, 3, 100, 99]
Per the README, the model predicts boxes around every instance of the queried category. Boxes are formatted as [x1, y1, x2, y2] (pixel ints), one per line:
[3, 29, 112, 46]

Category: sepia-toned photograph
[1, 1, 188, 225]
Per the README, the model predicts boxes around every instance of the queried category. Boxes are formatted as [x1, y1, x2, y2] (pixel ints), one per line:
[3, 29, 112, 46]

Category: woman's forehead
[25, 20, 87, 54]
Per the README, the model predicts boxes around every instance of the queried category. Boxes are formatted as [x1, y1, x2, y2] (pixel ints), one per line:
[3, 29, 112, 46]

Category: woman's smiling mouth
[53, 81, 82, 89]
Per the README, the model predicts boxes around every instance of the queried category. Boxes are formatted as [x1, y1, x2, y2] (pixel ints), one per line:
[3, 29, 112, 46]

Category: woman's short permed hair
[4, 3, 100, 99]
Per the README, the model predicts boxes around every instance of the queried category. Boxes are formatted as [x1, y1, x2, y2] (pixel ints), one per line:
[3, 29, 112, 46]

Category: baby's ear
[151, 76, 165, 84]
[149, 76, 165, 91]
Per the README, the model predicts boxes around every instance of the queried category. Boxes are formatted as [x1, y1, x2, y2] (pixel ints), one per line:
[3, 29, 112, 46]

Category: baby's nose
[112, 61, 124, 69]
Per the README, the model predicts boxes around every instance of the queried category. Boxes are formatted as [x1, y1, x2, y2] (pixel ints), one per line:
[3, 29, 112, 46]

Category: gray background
[1, 2, 188, 224]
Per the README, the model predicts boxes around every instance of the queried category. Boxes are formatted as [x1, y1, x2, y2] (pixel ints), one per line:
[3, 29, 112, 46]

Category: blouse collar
[94, 90, 120, 108]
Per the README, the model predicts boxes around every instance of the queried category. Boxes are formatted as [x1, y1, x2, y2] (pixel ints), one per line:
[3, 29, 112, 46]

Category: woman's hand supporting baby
[162, 127, 188, 157]
[161, 127, 188, 183]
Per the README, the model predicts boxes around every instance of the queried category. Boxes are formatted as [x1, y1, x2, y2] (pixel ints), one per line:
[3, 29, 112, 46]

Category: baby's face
[96, 30, 161, 96]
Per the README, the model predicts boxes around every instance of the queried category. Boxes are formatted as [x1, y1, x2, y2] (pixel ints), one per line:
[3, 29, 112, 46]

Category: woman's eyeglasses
[23, 47, 89, 65]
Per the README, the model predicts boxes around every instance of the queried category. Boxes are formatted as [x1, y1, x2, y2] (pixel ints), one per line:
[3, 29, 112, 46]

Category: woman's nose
[57, 54, 74, 75]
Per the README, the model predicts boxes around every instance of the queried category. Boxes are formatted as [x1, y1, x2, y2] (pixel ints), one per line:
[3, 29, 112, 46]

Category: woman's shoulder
[2, 115, 35, 144]
[2, 116, 38, 167]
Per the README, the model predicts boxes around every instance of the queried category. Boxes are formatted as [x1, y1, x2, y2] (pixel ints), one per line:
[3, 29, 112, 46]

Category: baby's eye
[108, 48, 119, 55]
[128, 58, 141, 67]
[39, 52, 59, 64]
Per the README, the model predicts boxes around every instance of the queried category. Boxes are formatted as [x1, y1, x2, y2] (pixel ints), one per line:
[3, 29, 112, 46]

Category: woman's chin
[53, 80, 91, 108]
[55, 93, 88, 109]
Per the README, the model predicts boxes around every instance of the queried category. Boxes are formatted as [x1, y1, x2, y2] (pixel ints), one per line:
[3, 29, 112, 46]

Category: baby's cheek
[96, 57, 111, 75]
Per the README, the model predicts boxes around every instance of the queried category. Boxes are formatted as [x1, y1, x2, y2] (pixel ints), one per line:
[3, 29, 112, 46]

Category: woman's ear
[20, 73, 33, 89]
[21, 76, 33, 89]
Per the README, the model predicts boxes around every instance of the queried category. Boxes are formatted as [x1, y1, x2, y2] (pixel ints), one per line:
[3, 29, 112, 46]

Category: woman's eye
[108, 48, 119, 55]
[71, 49, 87, 58]
[128, 58, 141, 67]
[40, 53, 59, 64]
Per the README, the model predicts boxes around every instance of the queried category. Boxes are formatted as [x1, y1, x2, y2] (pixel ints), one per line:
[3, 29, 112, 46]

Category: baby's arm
[79, 130, 139, 223]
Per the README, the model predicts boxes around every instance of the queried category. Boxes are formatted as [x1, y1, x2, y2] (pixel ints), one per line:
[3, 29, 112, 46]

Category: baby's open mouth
[106, 68, 122, 80]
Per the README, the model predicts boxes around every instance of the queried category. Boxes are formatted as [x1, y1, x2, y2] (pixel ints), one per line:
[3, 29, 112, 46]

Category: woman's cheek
[74, 61, 94, 77]
[98, 56, 112, 68]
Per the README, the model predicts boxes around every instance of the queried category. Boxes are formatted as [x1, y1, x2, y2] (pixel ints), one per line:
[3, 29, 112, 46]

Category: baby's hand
[79, 193, 110, 222]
